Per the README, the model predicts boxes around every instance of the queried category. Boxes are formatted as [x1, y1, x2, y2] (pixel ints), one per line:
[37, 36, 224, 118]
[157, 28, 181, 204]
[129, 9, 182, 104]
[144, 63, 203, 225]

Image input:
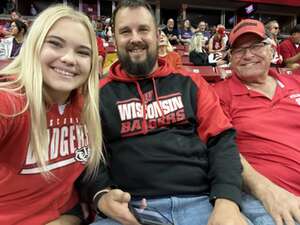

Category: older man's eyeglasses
[231, 41, 269, 57]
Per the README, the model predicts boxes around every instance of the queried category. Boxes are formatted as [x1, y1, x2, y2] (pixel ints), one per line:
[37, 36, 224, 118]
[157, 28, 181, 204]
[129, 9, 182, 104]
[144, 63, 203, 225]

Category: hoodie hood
[107, 58, 176, 82]
[105, 58, 177, 135]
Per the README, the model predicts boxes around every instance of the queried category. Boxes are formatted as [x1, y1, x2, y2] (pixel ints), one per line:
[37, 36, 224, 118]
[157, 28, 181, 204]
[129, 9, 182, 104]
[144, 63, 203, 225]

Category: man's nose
[130, 30, 143, 43]
[243, 48, 255, 58]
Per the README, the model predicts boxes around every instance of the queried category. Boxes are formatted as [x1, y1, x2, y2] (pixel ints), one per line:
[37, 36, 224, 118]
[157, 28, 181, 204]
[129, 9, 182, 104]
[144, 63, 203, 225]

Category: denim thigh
[91, 195, 213, 225]
[241, 193, 300, 225]
[91, 195, 255, 225]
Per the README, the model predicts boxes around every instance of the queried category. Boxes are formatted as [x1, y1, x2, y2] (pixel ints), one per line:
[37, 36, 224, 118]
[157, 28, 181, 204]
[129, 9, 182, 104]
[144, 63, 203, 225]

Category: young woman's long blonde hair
[0, 4, 103, 178]
[189, 33, 206, 53]
[159, 31, 174, 53]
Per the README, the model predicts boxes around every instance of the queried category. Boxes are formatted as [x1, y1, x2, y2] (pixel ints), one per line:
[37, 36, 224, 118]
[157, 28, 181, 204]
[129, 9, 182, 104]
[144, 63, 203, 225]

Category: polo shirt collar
[229, 68, 297, 96]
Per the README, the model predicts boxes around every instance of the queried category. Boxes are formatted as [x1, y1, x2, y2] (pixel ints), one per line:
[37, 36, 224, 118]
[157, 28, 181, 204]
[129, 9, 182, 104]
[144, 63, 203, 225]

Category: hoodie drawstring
[152, 78, 165, 121]
[134, 80, 148, 134]
[134, 78, 165, 135]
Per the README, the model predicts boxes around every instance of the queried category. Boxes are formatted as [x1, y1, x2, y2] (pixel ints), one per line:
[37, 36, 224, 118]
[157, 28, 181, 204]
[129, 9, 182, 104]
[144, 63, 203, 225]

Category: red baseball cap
[229, 19, 266, 46]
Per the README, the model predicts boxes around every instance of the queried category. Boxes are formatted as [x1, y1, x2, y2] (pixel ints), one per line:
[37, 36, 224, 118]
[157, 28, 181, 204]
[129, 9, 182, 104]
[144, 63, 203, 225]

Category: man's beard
[117, 42, 158, 77]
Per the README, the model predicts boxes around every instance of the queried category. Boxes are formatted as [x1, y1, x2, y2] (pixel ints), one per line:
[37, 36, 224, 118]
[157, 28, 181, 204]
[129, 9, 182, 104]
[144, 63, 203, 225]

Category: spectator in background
[4, 0, 16, 14]
[96, 35, 106, 70]
[189, 33, 209, 66]
[265, 20, 280, 45]
[208, 24, 228, 54]
[278, 24, 300, 72]
[2, 10, 20, 37]
[162, 18, 179, 45]
[265, 20, 283, 66]
[30, 3, 38, 16]
[0, 19, 27, 58]
[158, 30, 182, 69]
[194, 21, 211, 44]
[104, 18, 113, 42]
[209, 25, 217, 37]
[214, 18, 300, 225]
[93, 17, 106, 68]
[96, 20, 106, 39]
[178, 19, 194, 45]
[208, 24, 228, 66]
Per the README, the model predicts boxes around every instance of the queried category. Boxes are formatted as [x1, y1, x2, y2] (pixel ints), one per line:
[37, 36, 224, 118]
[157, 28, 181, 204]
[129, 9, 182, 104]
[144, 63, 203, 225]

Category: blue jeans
[91, 195, 253, 225]
[241, 193, 300, 225]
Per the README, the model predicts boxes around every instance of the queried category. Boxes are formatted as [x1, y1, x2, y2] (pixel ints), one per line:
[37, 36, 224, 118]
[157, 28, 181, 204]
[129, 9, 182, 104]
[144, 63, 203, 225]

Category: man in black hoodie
[85, 1, 249, 225]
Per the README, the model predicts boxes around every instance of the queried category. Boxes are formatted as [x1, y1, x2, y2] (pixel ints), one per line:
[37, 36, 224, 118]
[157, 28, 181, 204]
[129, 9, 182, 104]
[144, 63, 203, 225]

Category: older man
[82, 1, 251, 225]
[214, 19, 300, 225]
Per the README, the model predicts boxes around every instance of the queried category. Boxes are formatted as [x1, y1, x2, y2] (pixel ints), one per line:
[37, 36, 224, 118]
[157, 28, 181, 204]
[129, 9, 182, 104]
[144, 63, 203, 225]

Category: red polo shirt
[214, 70, 300, 196]
[278, 37, 300, 66]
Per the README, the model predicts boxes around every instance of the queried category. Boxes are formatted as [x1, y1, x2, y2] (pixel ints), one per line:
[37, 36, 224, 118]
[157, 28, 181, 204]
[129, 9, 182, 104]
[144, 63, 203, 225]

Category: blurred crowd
[0, 8, 300, 73]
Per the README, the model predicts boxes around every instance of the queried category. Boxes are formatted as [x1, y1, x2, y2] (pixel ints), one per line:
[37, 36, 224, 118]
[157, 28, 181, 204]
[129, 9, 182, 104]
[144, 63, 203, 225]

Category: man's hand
[207, 199, 248, 225]
[97, 189, 141, 225]
[241, 155, 300, 225]
[256, 181, 300, 225]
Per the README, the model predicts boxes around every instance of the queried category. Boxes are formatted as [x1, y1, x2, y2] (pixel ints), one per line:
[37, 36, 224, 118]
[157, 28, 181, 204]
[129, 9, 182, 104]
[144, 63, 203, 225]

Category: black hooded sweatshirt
[84, 59, 242, 207]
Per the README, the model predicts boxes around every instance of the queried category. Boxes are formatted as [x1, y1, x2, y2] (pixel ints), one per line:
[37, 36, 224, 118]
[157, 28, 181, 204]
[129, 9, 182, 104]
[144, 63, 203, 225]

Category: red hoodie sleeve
[213, 80, 233, 120]
[190, 74, 232, 143]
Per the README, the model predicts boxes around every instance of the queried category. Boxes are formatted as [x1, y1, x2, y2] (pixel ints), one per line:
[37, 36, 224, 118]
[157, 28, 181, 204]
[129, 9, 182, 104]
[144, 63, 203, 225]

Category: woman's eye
[47, 40, 62, 48]
[78, 51, 91, 56]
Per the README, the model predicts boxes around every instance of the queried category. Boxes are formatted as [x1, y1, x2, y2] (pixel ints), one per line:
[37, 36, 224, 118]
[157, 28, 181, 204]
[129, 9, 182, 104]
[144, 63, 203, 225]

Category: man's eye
[252, 43, 264, 50]
[233, 48, 243, 54]
[120, 30, 130, 34]
[140, 28, 149, 32]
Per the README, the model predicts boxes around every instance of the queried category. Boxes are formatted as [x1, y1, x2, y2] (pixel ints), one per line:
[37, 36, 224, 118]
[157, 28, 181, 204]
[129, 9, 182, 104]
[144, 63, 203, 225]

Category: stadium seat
[182, 65, 221, 82]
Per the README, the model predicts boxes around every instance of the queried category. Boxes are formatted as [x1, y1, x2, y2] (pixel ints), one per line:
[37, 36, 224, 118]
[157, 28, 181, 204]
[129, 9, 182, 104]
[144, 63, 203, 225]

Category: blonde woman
[159, 31, 182, 69]
[189, 33, 209, 66]
[0, 4, 103, 225]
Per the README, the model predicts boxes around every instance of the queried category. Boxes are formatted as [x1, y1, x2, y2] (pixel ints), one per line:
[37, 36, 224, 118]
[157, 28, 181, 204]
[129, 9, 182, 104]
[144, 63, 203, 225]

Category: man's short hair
[290, 24, 300, 35]
[111, 0, 157, 33]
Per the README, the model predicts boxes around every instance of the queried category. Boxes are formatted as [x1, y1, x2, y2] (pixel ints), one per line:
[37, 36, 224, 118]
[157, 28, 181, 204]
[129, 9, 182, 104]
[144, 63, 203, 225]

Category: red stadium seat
[173, 45, 185, 51]
[181, 55, 193, 66]
[215, 66, 233, 79]
[182, 65, 221, 83]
